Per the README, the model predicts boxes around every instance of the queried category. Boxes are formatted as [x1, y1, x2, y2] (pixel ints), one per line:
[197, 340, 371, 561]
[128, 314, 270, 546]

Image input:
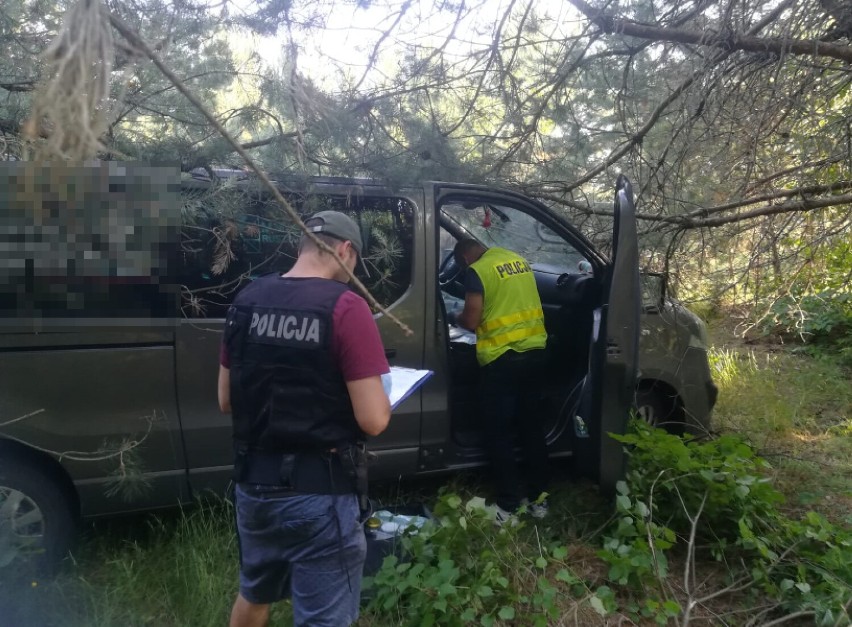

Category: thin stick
[681, 490, 708, 626]
[0, 409, 46, 428]
[760, 611, 816, 627]
[108, 12, 413, 336]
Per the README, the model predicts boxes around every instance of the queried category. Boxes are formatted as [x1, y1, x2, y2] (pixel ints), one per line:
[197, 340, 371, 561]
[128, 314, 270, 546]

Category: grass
[1, 502, 250, 626]
[1, 473, 615, 627]
[707, 326, 852, 521]
[2, 326, 850, 625]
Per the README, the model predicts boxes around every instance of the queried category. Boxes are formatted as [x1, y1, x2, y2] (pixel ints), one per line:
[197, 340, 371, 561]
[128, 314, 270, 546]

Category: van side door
[174, 180, 426, 494]
[426, 182, 606, 470]
[576, 176, 641, 492]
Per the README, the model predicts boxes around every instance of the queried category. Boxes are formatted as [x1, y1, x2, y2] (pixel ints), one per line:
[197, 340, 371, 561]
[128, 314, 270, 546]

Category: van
[0, 165, 717, 568]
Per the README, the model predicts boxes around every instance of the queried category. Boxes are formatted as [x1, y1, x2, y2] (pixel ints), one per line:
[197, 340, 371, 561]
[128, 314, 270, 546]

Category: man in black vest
[218, 211, 391, 627]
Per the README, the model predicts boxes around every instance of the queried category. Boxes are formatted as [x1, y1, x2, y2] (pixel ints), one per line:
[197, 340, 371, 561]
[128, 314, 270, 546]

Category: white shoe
[492, 504, 519, 527]
[529, 501, 549, 519]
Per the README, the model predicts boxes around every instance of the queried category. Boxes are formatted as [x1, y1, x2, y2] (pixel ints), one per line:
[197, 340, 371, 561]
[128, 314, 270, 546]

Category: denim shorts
[234, 485, 367, 626]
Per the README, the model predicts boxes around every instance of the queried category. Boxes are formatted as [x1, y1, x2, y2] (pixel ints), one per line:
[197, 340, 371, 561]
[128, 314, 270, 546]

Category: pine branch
[239, 132, 298, 150]
[683, 193, 852, 228]
[568, 0, 852, 63]
[107, 11, 414, 337]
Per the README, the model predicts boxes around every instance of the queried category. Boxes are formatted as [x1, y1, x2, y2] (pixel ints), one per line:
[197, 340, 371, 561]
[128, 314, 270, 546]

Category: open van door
[575, 175, 641, 493]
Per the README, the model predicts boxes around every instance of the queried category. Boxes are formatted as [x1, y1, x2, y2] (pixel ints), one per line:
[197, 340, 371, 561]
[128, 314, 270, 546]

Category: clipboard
[386, 366, 434, 410]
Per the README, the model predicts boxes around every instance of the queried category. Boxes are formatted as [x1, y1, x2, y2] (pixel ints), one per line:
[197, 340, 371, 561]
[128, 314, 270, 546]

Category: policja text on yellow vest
[469, 247, 547, 367]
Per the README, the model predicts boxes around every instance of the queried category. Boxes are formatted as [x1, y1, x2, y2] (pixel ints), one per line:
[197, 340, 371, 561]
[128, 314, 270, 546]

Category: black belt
[237, 450, 354, 495]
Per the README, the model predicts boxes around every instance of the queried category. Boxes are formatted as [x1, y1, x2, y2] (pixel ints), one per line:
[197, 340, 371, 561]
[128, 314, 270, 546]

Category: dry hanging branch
[23, 0, 115, 160]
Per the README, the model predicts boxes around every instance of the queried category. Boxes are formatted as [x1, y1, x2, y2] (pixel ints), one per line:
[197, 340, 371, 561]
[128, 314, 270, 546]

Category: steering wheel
[438, 249, 463, 287]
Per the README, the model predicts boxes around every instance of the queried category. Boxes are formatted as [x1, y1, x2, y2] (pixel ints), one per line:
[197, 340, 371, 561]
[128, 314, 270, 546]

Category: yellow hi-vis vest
[469, 247, 547, 366]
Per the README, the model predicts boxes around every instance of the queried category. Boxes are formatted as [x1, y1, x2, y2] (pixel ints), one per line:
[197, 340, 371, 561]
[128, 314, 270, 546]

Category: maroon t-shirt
[220, 287, 389, 382]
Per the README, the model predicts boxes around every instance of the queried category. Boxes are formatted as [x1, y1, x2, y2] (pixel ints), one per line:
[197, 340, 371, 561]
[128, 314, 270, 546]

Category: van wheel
[0, 458, 75, 575]
[634, 388, 684, 435]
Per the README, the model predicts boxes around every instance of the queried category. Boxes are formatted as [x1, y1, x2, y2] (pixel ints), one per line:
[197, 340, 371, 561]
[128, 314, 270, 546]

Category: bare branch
[746, 156, 846, 193]
[760, 611, 817, 626]
[0, 411, 157, 463]
[568, 0, 852, 63]
[533, 187, 852, 230]
[239, 131, 298, 150]
[563, 0, 799, 193]
[352, 0, 413, 93]
[682, 180, 852, 219]
[681, 490, 709, 626]
[0, 409, 46, 428]
[685, 193, 852, 228]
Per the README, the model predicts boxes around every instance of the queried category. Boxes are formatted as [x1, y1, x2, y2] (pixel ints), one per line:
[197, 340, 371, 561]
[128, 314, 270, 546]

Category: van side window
[179, 186, 415, 318]
[440, 202, 590, 273]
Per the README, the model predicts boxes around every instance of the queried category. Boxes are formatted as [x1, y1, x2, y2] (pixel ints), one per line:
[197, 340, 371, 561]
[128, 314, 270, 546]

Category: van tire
[0, 457, 76, 576]
[634, 387, 684, 435]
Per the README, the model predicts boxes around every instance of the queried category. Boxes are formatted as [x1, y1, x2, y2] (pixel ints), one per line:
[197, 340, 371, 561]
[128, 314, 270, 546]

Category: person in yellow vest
[451, 239, 550, 522]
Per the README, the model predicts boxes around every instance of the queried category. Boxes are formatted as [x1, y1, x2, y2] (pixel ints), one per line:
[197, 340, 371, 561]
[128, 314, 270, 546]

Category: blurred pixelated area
[0, 162, 181, 327]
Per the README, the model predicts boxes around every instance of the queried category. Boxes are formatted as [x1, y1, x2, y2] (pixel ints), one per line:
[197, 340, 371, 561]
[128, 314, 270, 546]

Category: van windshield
[440, 202, 588, 271]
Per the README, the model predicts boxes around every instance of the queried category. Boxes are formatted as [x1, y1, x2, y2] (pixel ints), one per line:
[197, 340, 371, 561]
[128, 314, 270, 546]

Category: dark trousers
[479, 349, 549, 511]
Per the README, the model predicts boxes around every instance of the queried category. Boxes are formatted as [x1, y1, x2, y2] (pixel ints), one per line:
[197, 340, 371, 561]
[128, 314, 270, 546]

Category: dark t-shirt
[464, 268, 484, 294]
[220, 280, 389, 382]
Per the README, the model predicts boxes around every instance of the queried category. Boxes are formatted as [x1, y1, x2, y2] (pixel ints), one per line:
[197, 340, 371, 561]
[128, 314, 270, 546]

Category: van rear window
[179, 185, 415, 318]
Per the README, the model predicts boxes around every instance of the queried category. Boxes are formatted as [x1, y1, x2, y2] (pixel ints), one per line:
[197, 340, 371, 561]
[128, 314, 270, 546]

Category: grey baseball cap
[306, 210, 369, 275]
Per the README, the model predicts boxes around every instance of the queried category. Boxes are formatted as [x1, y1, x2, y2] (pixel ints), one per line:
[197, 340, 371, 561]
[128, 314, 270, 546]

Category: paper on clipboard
[386, 366, 434, 410]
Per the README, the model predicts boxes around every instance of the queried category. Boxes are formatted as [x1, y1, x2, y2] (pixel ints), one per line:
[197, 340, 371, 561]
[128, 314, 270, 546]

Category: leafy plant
[749, 237, 852, 363]
[612, 422, 784, 542]
[601, 420, 852, 625]
[363, 492, 586, 626]
[761, 290, 852, 348]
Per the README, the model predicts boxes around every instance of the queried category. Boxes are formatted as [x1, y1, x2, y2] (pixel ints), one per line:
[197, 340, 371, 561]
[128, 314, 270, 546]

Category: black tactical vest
[224, 274, 362, 454]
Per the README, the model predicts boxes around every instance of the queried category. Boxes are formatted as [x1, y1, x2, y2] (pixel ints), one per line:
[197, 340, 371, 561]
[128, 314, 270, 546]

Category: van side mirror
[641, 272, 667, 313]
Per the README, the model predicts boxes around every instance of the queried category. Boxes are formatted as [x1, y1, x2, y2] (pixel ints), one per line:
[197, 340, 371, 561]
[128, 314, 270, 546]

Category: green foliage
[0, 498, 250, 626]
[709, 345, 852, 437]
[363, 492, 584, 626]
[612, 423, 785, 542]
[76, 501, 248, 626]
[760, 290, 852, 357]
[750, 237, 852, 361]
[601, 420, 852, 624]
[599, 480, 675, 588]
[709, 338, 852, 517]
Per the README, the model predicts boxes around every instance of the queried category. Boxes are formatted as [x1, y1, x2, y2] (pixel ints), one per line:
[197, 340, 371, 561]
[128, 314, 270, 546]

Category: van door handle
[385, 349, 397, 359]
